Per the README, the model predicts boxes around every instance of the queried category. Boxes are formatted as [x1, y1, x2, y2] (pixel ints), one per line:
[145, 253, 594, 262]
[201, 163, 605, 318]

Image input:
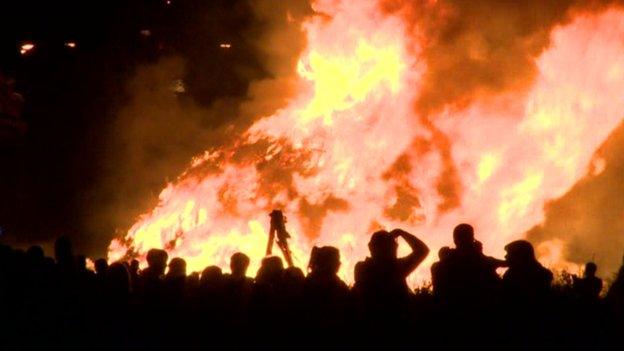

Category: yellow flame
[108, 5, 624, 284]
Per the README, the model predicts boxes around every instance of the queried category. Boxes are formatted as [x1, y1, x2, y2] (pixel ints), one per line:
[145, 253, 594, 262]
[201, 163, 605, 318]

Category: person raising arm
[390, 228, 430, 277]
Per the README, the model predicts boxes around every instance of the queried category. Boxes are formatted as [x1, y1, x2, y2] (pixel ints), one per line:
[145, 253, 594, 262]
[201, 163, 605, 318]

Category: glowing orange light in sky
[20, 43, 35, 55]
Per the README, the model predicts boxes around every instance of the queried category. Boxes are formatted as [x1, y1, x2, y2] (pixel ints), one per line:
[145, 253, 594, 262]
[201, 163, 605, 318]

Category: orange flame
[109, 3, 624, 285]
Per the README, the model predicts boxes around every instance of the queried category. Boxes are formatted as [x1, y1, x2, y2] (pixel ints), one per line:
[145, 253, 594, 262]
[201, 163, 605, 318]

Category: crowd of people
[1, 223, 624, 350]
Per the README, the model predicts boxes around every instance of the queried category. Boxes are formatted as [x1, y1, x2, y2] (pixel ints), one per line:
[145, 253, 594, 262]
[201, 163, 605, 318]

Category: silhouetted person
[503, 240, 552, 304]
[574, 262, 602, 302]
[433, 224, 504, 306]
[354, 228, 429, 329]
[52, 236, 80, 333]
[75, 255, 87, 271]
[26, 245, 45, 263]
[141, 249, 169, 284]
[168, 257, 186, 277]
[197, 265, 226, 332]
[475, 240, 507, 273]
[102, 262, 134, 347]
[73, 254, 96, 299]
[75, 255, 95, 278]
[106, 262, 132, 301]
[164, 257, 187, 302]
[501, 241, 554, 346]
[431, 246, 452, 299]
[250, 256, 285, 337]
[224, 252, 253, 327]
[282, 266, 305, 304]
[199, 265, 224, 299]
[186, 271, 200, 295]
[304, 246, 350, 337]
[93, 258, 109, 300]
[94, 258, 108, 277]
[606, 254, 624, 327]
[230, 252, 250, 279]
[54, 236, 75, 273]
[140, 248, 168, 307]
[143, 249, 168, 278]
[256, 256, 284, 287]
[129, 258, 140, 292]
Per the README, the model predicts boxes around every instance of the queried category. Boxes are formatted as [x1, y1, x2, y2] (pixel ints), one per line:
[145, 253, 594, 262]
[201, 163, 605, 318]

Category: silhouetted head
[186, 272, 200, 293]
[284, 266, 305, 283]
[168, 257, 187, 278]
[474, 240, 483, 254]
[230, 252, 250, 277]
[368, 230, 398, 260]
[26, 245, 44, 262]
[309, 246, 341, 275]
[106, 262, 131, 297]
[54, 236, 73, 265]
[438, 246, 452, 261]
[584, 262, 597, 278]
[453, 224, 475, 249]
[504, 240, 536, 268]
[129, 259, 139, 274]
[94, 258, 108, 275]
[146, 249, 168, 276]
[256, 256, 284, 284]
[200, 265, 223, 288]
[75, 255, 87, 272]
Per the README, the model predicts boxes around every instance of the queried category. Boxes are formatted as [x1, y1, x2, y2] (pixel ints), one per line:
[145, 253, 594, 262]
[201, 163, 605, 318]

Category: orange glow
[20, 43, 35, 55]
[65, 41, 77, 48]
[109, 3, 624, 285]
[220, 43, 232, 49]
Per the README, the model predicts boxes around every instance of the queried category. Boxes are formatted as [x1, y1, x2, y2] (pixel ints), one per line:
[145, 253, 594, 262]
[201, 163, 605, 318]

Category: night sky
[0, 0, 261, 256]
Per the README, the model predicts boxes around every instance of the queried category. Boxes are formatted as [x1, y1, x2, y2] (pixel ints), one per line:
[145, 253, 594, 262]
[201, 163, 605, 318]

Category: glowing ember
[219, 43, 232, 49]
[20, 43, 35, 55]
[65, 41, 77, 48]
[109, 2, 624, 285]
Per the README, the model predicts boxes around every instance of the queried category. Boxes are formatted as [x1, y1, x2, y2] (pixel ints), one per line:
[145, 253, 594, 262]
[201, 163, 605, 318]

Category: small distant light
[20, 42, 35, 55]
[166, 0, 172, 5]
[172, 79, 185, 93]
[65, 41, 77, 48]
[140, 29, 152, 37]
[219, 43, 232, 49]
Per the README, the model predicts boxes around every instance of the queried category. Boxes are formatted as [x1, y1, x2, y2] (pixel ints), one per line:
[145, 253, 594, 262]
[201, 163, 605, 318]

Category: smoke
[86, 0, 312, 257]
[528, 122, 624, 276]
[383, 0, 620, 113]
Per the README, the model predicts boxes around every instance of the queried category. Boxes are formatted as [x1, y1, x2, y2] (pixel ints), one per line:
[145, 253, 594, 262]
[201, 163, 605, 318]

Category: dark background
[0, 0, 262, 255]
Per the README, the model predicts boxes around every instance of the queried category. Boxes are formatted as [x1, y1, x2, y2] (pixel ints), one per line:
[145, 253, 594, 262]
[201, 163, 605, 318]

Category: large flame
[109, 1, 624, 284]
